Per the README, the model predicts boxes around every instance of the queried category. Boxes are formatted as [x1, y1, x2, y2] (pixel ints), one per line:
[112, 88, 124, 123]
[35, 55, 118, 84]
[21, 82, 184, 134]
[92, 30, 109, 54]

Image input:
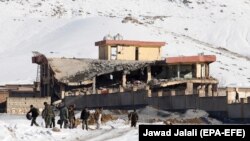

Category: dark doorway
[135, 47, 139, 60]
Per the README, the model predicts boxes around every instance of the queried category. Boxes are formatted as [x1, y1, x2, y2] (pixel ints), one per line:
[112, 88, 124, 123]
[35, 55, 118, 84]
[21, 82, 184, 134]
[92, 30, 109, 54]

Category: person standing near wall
[68, 105, 76, 129]
[94, 107, 103, 129]
[43, 102, 54, 128]
[50, 104, 56, 128]
[80, 107, 90, 130]
[27, 105, 39, 126]
[59, 103, 69, 129]
[235, 90, 240, 103]
[129, 109, 138, 127]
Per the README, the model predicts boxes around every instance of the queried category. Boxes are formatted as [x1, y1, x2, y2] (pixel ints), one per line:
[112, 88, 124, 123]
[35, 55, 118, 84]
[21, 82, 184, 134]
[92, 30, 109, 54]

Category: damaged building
[32, 37, 218, 103]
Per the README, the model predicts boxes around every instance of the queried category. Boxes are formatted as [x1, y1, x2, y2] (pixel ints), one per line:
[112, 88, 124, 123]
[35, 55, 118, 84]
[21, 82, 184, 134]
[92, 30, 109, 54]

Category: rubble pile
[88, 113, 118, 125]
[48, 58, 153, 83]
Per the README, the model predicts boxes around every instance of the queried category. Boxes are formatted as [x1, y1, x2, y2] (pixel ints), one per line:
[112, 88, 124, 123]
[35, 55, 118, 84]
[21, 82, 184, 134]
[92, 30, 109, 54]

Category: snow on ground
[0, 107, 221, 141]
[0, 113, 137, 141]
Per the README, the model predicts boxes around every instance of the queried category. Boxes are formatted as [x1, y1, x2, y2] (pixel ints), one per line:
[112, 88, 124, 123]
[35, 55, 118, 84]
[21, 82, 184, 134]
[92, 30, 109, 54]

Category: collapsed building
[32, 36, 218, 102]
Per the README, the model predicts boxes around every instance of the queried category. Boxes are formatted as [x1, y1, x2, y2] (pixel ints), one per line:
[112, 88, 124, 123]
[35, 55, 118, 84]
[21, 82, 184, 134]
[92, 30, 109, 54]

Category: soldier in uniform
[68, 105, 76, 129]
[59, 103, 69, 129]
[42, 102, 54, 128]
[128, 109, 138, 127]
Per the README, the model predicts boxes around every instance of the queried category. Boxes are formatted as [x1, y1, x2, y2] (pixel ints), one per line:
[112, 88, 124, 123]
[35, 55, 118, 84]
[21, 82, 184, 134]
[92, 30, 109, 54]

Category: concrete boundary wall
[199, 96, 227, 111]
[65, 92, 227, 112]
[7, 97, 51, 114]
[228, 103, 250, 119]
[65, 90, 147, 109]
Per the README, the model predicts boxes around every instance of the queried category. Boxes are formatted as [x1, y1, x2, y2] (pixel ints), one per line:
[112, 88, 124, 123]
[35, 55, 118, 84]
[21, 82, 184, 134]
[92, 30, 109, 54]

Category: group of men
[27, 102, 73, 129]
[27, 102, 56, 128]
[27, 103, 139, 130]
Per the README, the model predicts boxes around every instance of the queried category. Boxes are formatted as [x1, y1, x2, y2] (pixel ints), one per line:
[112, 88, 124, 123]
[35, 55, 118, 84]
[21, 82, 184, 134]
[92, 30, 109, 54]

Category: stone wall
[7, 97, 51, 114]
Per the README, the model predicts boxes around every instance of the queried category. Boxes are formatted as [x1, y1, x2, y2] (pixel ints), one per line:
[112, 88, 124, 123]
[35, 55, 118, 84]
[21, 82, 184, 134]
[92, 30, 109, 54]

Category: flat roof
[95, 40, 166, 47]
[165, 55, 216, 64]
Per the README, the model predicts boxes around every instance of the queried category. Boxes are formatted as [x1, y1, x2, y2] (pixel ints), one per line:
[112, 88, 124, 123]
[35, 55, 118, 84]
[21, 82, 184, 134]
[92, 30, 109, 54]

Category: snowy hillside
[0, 0, 250, 86]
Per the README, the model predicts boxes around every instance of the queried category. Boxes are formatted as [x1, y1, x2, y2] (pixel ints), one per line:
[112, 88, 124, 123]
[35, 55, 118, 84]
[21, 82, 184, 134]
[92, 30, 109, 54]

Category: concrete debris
[48, 58, 153, 83]
[88, 113, 118, 125]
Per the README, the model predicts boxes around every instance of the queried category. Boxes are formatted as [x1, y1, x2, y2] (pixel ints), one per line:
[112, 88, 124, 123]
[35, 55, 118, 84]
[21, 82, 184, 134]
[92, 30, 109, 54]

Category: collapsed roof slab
[48, 58, 153, 84]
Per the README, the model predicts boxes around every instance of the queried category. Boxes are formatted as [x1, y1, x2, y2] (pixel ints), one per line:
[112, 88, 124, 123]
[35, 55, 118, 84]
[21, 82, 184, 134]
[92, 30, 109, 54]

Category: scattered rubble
[88, 113, 118, 125]
[48, 58, 153, 83]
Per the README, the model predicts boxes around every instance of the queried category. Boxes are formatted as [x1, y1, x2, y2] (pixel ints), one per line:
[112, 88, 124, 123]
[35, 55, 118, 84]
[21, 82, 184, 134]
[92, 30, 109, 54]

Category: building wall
[99, 46, 111, 60]
[99, 45, 161, 61]
[106, 45, 111, 60]
[65, 91, 227, 112]
[64, 90, 250, 119]
[117, 46, 136, 60]
[99, 46, 105, 59]
[138, 47, 161, 61]
[228, 104, 242, 118]
[227, 103, 250, 119]
[218, 87, 250, 103]
[7, 97, 51, 114]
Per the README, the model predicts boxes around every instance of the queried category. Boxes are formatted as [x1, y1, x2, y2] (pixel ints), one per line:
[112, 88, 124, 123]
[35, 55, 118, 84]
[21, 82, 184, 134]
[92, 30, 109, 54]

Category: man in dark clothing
[80, 107, 90, 130]
[27, 105, 39, 126]
[129, 109, 138, 127]
[59, 103, 69, 129]
[68, 105, 76, 129]
[50, 104, 56, 128]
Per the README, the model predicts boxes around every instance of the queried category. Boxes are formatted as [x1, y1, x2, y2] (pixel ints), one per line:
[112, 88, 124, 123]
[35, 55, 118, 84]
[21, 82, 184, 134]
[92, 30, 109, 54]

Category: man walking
[27, 105, 39, 126]
[80, 107, 90, 130]
[59, 103, 69, 129]
[94, 107, 103, 129]
[42, 102, 54, 128]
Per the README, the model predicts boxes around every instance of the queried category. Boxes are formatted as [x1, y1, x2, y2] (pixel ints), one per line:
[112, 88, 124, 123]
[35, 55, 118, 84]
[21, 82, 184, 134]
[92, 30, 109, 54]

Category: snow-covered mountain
[0, 0, 250, 87]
